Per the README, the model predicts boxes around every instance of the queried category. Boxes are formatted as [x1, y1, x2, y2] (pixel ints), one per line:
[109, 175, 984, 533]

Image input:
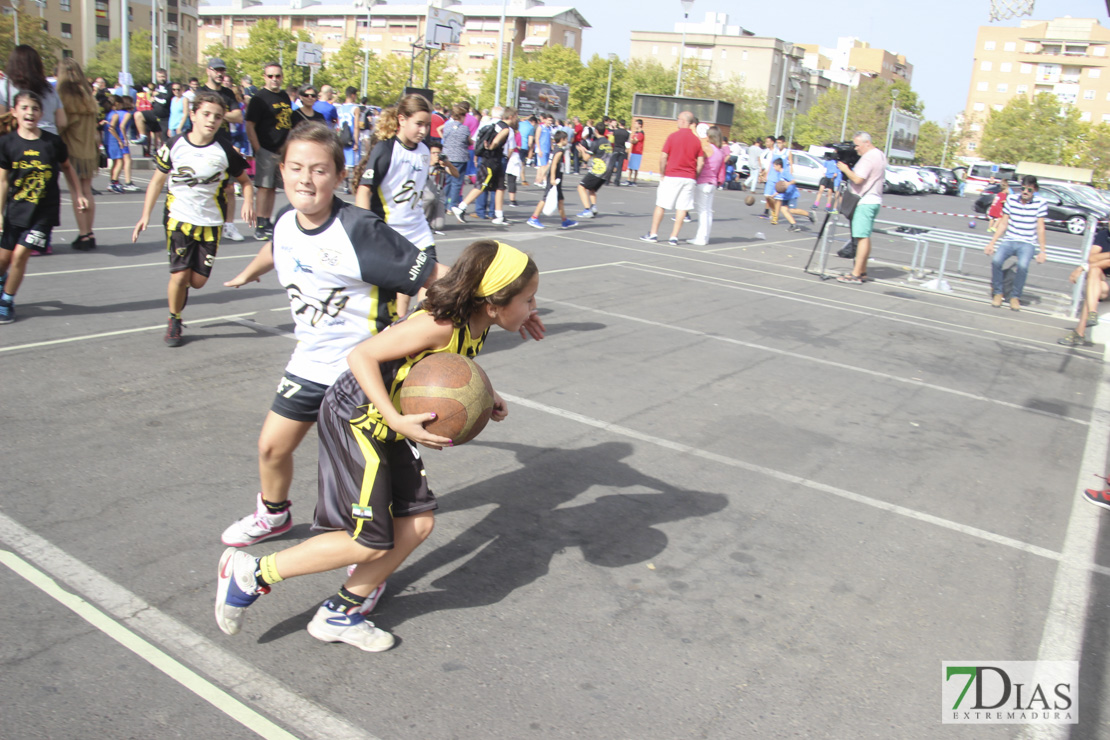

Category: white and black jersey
[359, 138, 434, 250]
[155, 134, 247, 227]
[272, 197, 436, 386]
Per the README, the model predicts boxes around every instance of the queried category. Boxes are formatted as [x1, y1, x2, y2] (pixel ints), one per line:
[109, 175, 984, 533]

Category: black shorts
[313, 394, 437, 549]
[0, 224, 52, 253]
[478, 158, 506, 192]
[819, 176, 836, 189]
[141, 110, 162, 132]
[270, 372, 330, 422]
[543, 181, 564, 202]
[580, 174, 606, 193]
[166, 221, 220, 277]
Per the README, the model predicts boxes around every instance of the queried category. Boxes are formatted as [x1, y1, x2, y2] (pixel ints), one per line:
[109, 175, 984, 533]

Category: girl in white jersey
[354, 95, 454, 318]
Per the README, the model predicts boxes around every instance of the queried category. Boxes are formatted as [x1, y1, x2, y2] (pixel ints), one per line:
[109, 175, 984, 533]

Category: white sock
[495, 210, 503, 219]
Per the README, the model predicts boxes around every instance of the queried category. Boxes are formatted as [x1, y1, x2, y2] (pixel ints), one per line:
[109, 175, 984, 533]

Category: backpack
[337, 104, 358, 148]
[338, 121, 354, 148]
[474, 122, 501, 156]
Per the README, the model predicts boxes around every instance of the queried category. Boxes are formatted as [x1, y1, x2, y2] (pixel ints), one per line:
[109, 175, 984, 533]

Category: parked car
[976, 183, 1107, 235]
[884, 166, 927, 194]
[920, 166, 960, 195]
[914, 167, 942, 194]
[785, 150, 824, 188]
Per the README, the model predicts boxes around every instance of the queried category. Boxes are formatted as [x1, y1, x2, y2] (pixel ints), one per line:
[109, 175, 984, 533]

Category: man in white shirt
[746, 138, 763, 192]
[836, 132, 886, 284]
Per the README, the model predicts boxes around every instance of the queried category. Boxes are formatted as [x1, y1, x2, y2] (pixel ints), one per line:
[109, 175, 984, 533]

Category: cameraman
[836, 132, 886, 283]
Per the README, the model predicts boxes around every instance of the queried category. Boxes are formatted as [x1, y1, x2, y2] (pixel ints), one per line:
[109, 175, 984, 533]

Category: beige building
[797, 36, 912, 87]
[197, 0, 589, 96]
[41, 0, 197, 75]
[962, 17, 1110, 154]
[629, 12, 844, 133]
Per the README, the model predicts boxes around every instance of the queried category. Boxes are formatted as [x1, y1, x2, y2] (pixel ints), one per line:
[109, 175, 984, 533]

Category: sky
[575, 0, 1109, 123]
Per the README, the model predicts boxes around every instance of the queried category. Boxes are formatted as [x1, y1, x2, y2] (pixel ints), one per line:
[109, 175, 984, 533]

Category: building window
[1103, 114, 1110, 122]
[1090, 69, 1101, 78]
[973, 102, 985, 111]
[996, 83, 1007, 93]
[1094, 46, 1106, 57]
[62, 49, 73, 58]
[984, 40, 996, 50]
[1004, 42, 1016, 52]
[980, 60, 992, 71]
[1020, 63, 1032, 73]
[1000, 62, 1011, 72]
[61, 22, 72, 38]
[1081, 111, 1092, 122]
[992, 104, 1003, 111]
[968, 141, 977, 151]
[40, 20, 46, 31]
[721, 49, 726, 59]
[1085, 89, 1096, 99]
[977, 81, 988, 91]
[1024, 42, 1038, 52]
[742, 50, 747, 61]
[970, 123, 980, 131]
[1016, 84, 1027, 94]
[60, 0, 70, 9]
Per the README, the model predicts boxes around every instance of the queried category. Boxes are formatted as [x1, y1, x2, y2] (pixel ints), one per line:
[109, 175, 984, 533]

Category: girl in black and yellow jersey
[216, 240, 540, 652]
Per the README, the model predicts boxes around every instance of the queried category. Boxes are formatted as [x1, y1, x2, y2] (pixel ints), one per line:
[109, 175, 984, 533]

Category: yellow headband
[476, 242, 529, 297]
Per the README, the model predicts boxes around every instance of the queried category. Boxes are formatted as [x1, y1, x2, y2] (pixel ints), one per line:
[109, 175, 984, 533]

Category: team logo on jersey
[293, 257, 314, 274]
[171, 165, 226, 188]
[317, 247, 340, 267]
[285, 283, 349, 326]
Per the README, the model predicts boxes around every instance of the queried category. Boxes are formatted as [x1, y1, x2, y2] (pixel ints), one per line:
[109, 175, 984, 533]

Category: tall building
[796, 37, 912, 88]
[962, 17, 1110, 155]
[197, 0, 590, 96]
[38, 0, 198, 74]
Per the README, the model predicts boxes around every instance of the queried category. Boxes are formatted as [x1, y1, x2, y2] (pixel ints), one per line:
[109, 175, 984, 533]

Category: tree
[1074, 122, 1110, 184]
[86, 30, 155, 87]
[913, 120, 948, 166]
[791, 76, 923, 149]
[979, 93, 1084, 165]
[0, 9, 66, 74]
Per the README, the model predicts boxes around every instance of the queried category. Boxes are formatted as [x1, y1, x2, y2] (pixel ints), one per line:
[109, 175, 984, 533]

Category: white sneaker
[307, 604, 395, 652]
[215, 548, 266, 635]
[450, 205, 467, 223]
[222, 222, 245, 241]
[221, 493, 292, 547]
[491, 216, 510, 225]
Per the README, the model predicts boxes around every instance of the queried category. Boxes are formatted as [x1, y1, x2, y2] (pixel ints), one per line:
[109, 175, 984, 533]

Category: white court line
[31, 253, 256, 278]
[0, 515, 380, 740]
[0, 549, 298, 740]
[0, 311, 258, 353]
[541, 296, 1089, 426]
[499, 392, 1110, 579]
[1018, 329, 1110, 740]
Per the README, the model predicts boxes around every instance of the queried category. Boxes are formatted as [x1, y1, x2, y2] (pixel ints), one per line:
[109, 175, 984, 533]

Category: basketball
[969, 220, 978, 229]
[744, 195, 756, 206]
[775, 180, 789, 193]
[399, 353, 495, 445]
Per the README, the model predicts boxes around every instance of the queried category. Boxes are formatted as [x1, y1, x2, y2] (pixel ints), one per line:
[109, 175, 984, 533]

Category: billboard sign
[889, 109, 921, 161]
[516, 79, 570, 121]
[426, 7, 464, 50]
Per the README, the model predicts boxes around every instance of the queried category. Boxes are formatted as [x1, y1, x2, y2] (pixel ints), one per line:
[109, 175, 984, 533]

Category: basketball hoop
[989, 0, 1035, 21]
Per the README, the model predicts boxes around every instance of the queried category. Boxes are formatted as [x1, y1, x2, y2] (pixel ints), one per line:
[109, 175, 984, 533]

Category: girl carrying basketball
[216, 239, 539, 652]
[354, 94, 455, 318]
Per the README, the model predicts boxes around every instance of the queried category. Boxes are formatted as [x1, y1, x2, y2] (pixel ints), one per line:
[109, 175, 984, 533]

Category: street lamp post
[774, 42, 793, 137]
[604, 53, 617, 117]
[494, 0, 508, 107]
[941, 118, 953, 168]
[674, 0, 694, 96]
[356, 0, 379, 95]
[787, 75, 803, 146]
[839, 66, 857, 142]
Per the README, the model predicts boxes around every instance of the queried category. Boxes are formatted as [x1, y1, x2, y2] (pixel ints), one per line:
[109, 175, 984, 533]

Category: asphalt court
[2, 170, 1109, 739]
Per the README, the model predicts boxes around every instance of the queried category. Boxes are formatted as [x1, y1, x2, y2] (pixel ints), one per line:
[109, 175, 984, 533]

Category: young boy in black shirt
[0, 91, 88, 323]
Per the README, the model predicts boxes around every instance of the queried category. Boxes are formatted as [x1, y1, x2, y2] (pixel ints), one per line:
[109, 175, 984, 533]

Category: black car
[921, 166, 960, 196]
[974, 184, 1107, 235]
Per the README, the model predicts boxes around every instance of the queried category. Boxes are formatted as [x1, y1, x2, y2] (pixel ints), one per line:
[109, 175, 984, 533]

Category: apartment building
[796, 36, 912, 87]
[962, 16, 1110, 153]
[197, 0, 589, 95]
[629, 12, 844, 127]
[29, 0, 198, 72]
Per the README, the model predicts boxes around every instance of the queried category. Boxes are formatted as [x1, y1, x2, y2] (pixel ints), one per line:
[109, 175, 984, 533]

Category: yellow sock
[257, 554, 284, 586]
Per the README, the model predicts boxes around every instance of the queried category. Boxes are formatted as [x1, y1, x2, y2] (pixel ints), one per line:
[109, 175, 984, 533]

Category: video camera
[830, 141, 860, 169]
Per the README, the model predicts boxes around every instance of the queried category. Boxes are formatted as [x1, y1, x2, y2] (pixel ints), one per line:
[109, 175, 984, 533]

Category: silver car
[786, 150, 825, 188]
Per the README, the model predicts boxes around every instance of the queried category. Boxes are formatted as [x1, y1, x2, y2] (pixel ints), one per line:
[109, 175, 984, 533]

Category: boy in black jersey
[450, 106, 516, 226]
[0, 91, 88, 324]
[526, 131, 576, 229]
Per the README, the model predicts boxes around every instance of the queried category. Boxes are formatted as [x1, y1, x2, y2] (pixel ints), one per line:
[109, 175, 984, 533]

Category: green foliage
[0, 9, 66, 74]
[790, 76, 924, 150]
[86, 30, 155, 87]
[979, 93, 1084, 165]
[913, 120, 949, 166]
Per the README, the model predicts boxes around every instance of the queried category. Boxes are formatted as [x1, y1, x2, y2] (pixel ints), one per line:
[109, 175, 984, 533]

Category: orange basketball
[399, 353, 495, 445]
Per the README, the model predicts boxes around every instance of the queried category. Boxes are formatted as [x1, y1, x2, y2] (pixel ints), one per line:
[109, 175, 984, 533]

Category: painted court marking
[0, 312, 260, 353]
[0, 513, 380, 740]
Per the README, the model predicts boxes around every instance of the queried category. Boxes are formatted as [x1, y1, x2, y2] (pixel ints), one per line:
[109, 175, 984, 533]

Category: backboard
[426, 6, 464, 51]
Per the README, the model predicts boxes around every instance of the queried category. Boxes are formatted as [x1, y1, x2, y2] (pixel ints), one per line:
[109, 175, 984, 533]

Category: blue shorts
[628, 153, 642, 170]
[537, 151, 551, 166]
[344, 146, 359, 168]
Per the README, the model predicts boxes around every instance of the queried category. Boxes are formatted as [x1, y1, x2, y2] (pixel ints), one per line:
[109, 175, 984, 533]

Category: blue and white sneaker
[639, 233, 658, 243]
[527, 217, 545, 229]
[215, 548, 267, 635]
[0, 298, 13, 325]
[560, 219, 577, 229]
[575, 209, 594, 219]
[307, 603, 395, 652]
